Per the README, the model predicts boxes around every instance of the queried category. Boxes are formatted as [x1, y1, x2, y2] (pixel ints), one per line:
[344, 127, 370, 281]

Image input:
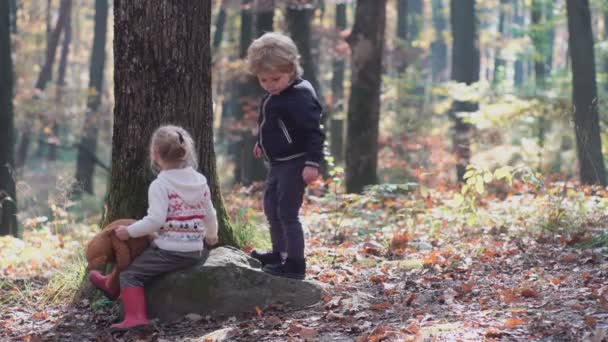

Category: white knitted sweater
[127, 167, 218, 252]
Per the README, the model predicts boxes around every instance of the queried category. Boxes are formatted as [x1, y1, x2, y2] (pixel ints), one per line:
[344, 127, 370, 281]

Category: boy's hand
[205, 235, 218, 247]
[302, 166, 319, 185]
[115, 226, 130, 241]
[253, 143, 263, 159]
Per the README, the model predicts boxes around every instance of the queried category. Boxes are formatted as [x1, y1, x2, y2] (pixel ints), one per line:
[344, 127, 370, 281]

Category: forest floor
[2, 177, 608, 341]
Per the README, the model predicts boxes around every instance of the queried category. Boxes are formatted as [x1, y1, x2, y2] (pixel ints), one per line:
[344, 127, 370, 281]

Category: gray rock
[144, 246, 324, 321]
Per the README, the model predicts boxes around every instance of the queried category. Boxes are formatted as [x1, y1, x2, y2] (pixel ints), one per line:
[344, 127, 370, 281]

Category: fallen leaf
[299, 326, 318, 340]
[505, 318, 526, 329]
[485, 328, 505, 338]
[559, 253, 578, 263]
[585, 315, 597, 328]
[370, 302, 391, 310]
[520, 288, 538, 298]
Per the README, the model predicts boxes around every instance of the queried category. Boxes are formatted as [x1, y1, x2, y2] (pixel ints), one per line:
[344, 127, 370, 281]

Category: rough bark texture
[344, 0, 386, 193]
[450, 0, 479, 182]
[0, 0, 18, 236]
[74, 0, 108, 196]
[108, 0, 237, 246]
[566, 0, 606, 185]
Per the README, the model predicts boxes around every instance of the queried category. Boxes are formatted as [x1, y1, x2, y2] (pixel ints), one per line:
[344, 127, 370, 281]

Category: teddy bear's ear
[111, 234, 132, 270]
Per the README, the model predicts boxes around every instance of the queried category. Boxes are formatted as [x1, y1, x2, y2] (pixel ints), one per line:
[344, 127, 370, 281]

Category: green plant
[232, 207, 270, 249]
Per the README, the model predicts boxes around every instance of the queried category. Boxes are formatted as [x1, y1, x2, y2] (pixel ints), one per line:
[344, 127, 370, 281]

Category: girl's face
[257, 70, 293, 95]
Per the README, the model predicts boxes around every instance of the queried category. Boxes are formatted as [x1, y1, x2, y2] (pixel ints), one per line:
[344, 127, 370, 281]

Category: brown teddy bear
[86, 219, 150, 300]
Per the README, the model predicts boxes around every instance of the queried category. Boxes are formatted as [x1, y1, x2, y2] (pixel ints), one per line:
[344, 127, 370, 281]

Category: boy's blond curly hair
[246, 32, 303, 78]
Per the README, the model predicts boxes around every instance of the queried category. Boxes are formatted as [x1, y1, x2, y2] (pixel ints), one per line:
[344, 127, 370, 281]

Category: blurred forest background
[3, 0, 608, 340]
[2, 0, 608, 236]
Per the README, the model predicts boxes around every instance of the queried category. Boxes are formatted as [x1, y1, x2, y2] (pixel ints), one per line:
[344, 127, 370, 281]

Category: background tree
[344, 0, 386, 193]
[566, 0, 606, 185]
[74, 0, 109, 196]
[450, 0, 479, 182]
[330, 2, 347, 163]
[431, 0, 448, 82]
[0, 0, 18, 237]
[107, 0, 237, 245]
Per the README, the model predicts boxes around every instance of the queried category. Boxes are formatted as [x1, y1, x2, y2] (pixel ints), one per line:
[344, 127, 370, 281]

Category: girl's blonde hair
[149, 125, 198, 172]
[246, 32, 303, 77]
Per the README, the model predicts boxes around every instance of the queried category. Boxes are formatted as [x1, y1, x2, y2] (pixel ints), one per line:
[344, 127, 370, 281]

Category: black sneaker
[263, 258, 306, 280]
[250, 250, 282, 267]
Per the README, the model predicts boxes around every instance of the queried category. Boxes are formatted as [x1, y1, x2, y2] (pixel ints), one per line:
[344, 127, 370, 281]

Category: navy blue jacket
[257, 79, 325, 168]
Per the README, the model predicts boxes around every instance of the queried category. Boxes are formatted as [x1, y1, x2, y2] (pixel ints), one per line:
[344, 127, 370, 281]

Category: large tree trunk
[450, 0, 479, 182]
[254, 0, 274, 36]
[330, 2, 347, 164]
[566, 0, 606, 185]
[35, 0, 72, 91]
[108, 0, 238, 246]
[0, 0, 18, 237]
[344, 0, 386, 193]
[74, 0, 108, 196]
[431, 0, 448, 82]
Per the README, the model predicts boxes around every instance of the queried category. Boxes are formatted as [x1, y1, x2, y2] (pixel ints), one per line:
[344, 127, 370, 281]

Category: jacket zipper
[259, 95, 271, 161]
[278, 119, 293, 144]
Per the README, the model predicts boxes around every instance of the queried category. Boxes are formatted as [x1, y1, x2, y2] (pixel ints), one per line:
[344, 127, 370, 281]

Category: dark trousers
[263, 158, 306, 259]
[120, 243, 208, 288]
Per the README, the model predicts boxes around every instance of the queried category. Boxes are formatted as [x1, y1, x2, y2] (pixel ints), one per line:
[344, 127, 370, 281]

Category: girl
[95, 125, 218, 330]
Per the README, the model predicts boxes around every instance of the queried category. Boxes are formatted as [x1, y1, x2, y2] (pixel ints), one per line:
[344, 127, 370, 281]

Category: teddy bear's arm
[111, 234, 132, 271]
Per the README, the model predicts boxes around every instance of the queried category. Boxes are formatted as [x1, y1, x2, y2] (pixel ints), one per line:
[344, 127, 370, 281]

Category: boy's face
[257, 70, 292, 95]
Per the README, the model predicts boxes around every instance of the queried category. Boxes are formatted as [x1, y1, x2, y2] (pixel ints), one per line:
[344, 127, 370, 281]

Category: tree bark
[493, 0, 507, 85]
[109, 0, 237, 246]
[0, 0, 18, 236]
[513, 0, 525, 86]
[431, 0, 448, 82]
[344, 0, 386, 193]
[56, 2, 72, 100]
[36, 0, 72, 91]
[330, 2, 347, 163]
[9, 0, 17, 33]
[212, 1, 227, 51]
[74, 0, 108, 196]
[450, 0, 479, 182]
[531, 0, 546, 88]
[566, 0, 606, 185]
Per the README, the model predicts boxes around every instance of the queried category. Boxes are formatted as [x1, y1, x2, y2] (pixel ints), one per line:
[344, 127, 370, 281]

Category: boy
[247, 32, 325, 280]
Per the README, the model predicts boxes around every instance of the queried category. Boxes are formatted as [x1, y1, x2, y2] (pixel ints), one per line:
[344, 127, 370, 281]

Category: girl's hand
[205, 235, 218, 247]
[115, 226, 130, 241]
[253, 143, 263, 159]
[302, 166, 319, 185]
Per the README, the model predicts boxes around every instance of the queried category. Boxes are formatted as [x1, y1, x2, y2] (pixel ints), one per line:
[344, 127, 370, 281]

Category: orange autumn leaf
[559, 253, 578, 263]
[505, 318, 526, 329]
[390, 230, 409, 251]
[585, 315, 597, 328]
[404, 321, 419, 334]
[485, 328, 505, 338]
[370, 302, 391, 310]
[370, 275, 387, 283]
[255, 306, 263, 317]
[520, 288, 538, 298]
